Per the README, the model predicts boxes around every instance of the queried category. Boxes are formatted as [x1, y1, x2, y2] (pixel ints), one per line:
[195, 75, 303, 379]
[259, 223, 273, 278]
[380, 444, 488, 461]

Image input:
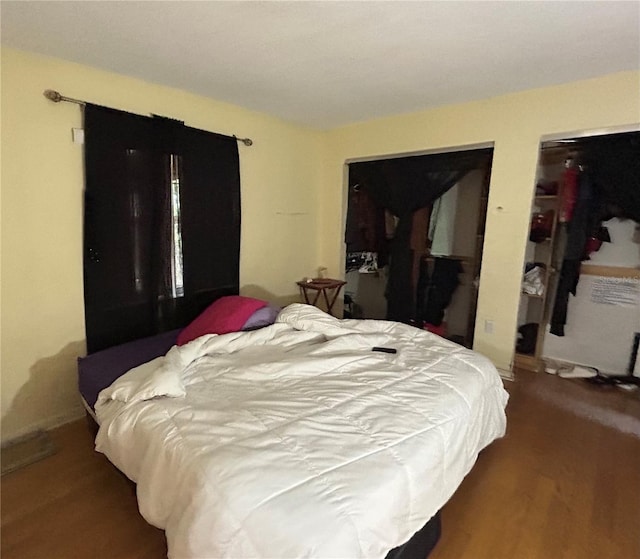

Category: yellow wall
[2, 45, 639, 441]
[1, 48, 324, 441]
[320, 71, 640, 372]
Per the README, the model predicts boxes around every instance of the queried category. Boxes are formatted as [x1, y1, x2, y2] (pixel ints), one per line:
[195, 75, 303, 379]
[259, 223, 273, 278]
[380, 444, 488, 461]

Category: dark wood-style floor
[2, 370, 639, 559]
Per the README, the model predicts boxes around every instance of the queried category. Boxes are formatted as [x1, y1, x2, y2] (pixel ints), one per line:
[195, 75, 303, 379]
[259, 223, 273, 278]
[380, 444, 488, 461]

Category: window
[170, 154, 184, 298]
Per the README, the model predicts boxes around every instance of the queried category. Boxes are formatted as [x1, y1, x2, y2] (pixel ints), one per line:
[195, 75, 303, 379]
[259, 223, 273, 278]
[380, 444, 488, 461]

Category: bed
[80, 302, 508, 559]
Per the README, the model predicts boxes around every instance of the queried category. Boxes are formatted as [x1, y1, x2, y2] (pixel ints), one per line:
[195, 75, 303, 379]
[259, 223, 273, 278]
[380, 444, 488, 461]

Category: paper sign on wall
[590, 277, 640, 307]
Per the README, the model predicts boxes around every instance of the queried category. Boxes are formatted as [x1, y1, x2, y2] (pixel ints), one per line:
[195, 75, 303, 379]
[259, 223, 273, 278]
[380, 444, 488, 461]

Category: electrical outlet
[484, 320, 494, 334]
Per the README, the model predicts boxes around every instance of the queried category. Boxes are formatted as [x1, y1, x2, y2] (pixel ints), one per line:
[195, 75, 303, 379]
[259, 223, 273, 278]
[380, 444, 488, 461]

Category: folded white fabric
[558, 365, 598, 379]
[96, 355, 186, 407]
[544, 361, 560, 375]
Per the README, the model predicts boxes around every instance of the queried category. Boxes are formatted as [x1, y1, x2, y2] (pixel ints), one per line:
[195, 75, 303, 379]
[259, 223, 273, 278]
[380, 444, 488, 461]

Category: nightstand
[296, 278, 347, 316]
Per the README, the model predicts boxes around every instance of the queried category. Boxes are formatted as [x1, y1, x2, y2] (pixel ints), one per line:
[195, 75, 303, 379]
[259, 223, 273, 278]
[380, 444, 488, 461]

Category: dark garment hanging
[344, 186, 389, 267]
[549, 171, 598, 336]
[417, 257, 464, 327]
[549, 259, 581, 336]
[564, 171, 595, 259]
[385, 218, 416, 322]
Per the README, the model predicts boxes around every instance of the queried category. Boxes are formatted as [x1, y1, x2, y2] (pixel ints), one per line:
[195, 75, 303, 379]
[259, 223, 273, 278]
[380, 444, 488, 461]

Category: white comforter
[95, 304, 508, 559]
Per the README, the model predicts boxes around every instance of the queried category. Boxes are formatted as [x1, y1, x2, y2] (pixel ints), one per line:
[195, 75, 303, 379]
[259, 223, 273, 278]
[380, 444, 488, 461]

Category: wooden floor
[2, 370, 639, 559]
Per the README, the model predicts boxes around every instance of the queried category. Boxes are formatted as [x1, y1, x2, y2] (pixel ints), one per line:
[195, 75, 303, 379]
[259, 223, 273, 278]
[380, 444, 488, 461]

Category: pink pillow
[177, 296, 268, 346]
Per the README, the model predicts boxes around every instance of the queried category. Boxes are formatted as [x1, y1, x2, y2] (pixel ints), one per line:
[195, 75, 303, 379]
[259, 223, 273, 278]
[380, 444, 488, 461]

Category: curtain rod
[43, 89, 253, 146]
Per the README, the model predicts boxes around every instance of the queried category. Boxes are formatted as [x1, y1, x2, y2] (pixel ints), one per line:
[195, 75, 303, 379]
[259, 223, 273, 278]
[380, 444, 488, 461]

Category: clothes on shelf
[522, 263, 545, 296]
[346, 251, 379, 274]
[529, 211, 554, 243]
[516, 323, 539, 355]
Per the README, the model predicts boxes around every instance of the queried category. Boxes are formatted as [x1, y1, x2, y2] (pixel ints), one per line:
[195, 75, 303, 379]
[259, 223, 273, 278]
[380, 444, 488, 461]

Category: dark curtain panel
[179, 125, 241, 321]
[581, 131, 640, 222]
[348, 149, 492, 323]
[83, 104, 240, 353]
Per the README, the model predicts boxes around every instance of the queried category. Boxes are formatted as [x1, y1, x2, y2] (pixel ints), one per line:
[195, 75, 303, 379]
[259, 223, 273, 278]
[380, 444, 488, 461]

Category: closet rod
[43, 89, 253, 146]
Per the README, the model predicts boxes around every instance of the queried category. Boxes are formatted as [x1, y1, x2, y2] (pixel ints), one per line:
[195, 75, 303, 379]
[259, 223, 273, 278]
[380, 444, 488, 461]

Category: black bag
[516, 323, 538, 355]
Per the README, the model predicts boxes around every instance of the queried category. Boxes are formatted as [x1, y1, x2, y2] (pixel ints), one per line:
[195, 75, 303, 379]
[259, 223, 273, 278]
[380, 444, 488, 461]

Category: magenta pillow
[177, 296, 268, 346]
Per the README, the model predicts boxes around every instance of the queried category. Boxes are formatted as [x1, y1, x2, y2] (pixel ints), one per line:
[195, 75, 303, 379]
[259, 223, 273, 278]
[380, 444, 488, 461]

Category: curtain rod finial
[233, 134, 253, 146]
[44, 89, 62, 103]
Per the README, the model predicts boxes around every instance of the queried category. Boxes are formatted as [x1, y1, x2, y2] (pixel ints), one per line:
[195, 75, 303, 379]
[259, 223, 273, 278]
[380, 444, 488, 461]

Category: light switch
[72, 128, 85, 144]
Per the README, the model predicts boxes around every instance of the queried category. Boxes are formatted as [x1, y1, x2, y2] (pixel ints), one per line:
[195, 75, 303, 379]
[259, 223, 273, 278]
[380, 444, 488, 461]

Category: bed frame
[386, 512, 441, 559]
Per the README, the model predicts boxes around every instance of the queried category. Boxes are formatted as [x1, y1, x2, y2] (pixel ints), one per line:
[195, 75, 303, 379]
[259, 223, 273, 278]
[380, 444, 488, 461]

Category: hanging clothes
[418, 257, 464, 327]
[549, 132, 639, 336]
[349, 150, 491, 323]
[344, 185, 389, 267]
[550, 170, 599, 336]
[345, 186, 380, 251]
[411, 206, 431, 302]
[549, 259, 581, 336]
[559, 164, 579, 223]
[428, 184, 459, 256]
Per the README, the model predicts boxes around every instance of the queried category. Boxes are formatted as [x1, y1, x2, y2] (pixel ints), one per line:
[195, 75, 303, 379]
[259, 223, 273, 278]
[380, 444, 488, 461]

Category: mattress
[78, 329, 180, 410]
[94, 304, 508, 558]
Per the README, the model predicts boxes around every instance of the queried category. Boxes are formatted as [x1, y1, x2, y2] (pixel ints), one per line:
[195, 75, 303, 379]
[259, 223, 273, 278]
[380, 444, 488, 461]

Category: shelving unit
[514, 154, 565, 372]
[514, 131, 640, 375]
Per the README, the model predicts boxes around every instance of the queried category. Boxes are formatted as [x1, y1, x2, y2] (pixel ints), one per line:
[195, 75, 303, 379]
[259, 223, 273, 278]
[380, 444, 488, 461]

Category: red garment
[559, 167, 579, 223]
[424, 322, 447, 338]
[584, 236, 603, 257]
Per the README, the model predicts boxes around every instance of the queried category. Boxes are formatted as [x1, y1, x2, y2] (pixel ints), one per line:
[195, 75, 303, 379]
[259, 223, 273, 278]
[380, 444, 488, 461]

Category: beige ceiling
[1, 1, 639, 129]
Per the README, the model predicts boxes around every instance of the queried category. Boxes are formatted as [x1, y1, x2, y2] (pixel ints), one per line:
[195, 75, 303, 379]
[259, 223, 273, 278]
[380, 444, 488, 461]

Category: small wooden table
[297, 278, 347, 316]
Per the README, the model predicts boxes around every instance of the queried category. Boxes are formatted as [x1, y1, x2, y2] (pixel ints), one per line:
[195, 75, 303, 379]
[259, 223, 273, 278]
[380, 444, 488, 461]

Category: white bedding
[95, 304, 508, 559]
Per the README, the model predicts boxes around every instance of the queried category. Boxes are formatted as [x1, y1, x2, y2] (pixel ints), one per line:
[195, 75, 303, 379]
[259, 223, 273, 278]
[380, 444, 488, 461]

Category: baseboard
[1, 408, 86, 445]
[1, 429, 56, 475]
[497, 367, 515, 382]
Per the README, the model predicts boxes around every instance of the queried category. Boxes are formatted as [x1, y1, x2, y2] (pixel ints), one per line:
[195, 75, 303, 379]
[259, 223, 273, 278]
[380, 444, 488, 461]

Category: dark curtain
[348, 149, 492, 323]
[180, 125, 241, 321]
[83, 104, 240, 353]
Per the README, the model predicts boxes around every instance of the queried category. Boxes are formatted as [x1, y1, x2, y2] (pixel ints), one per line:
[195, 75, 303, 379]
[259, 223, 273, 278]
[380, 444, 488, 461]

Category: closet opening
[515, 129, 640, 388]
[344, 145, 494, 349]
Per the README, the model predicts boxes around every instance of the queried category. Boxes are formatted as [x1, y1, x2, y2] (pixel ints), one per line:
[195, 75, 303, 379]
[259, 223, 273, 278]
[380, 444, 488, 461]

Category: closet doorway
[344, 146, 494, 348]
[515, 129, 640, 380]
